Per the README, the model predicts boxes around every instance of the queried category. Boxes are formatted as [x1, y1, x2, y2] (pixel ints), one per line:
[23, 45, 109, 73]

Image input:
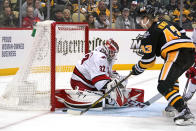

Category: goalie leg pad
[108, 87, 128, 107]
[106, 88, 144, 108]
[55, 89, 104, 109]
[55, 88, 144, 109]
[127, 88, 144, 102]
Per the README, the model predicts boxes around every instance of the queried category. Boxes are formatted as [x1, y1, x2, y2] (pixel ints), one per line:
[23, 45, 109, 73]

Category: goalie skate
[174, 107, 195, 126]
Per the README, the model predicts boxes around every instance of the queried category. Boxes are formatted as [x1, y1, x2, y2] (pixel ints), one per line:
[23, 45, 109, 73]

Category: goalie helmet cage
[0, 21, 89, 111]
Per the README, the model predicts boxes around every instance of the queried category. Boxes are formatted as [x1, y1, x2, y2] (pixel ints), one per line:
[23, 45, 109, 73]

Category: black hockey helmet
[138, 5, 160, 19]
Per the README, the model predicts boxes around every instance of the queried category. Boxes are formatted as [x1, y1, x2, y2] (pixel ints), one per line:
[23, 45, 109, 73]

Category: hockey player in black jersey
[131, 6, 195, 126]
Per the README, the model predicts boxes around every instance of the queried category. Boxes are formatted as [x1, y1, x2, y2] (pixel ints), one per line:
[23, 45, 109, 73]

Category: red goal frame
[50, 22, 89, 111]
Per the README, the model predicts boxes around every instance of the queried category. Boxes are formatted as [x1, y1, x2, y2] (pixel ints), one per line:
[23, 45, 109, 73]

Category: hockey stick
[127, 93, 162, 108]
[67, 71, 133, 115]
[182, 64, 196, 98]
[182, 76, 190, 98]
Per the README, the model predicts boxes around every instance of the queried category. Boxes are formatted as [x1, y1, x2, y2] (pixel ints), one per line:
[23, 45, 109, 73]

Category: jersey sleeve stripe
[73, 67, 93, 85]
[135, 63, 145, 72]
[139, 59, 155, 69]
[140, 56, 156, 63]
[92, 75, 111, 85]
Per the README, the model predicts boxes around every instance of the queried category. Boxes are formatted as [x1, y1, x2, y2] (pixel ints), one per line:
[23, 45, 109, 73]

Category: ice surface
[0, 70, 196, 131]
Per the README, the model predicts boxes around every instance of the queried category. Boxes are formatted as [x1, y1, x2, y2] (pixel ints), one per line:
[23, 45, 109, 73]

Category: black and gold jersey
[138, 20, 195, 69]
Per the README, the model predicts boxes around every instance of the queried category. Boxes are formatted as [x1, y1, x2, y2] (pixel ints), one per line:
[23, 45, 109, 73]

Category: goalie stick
[67, 71, 133, 115]
[182, 64, 196, 98]
[66, 92, 163, 114]
[182, 76, 190, 98]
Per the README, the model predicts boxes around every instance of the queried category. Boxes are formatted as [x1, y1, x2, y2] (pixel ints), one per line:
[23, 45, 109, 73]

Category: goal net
[0, 21, 89, 111]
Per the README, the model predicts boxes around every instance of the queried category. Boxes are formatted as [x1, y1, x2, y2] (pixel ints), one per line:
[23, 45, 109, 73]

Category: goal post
[0, 21, 89, 111]
[50, 22, 89, 111]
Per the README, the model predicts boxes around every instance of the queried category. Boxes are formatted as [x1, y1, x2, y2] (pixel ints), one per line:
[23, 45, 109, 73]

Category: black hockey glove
[132, 64, 144, 75]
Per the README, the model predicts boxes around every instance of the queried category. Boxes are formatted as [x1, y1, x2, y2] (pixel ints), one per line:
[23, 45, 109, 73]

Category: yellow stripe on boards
[0, 68, 19, 76]
[0, 64, 164, 76]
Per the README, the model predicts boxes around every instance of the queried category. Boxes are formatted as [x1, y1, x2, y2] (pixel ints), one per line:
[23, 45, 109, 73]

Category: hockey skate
[163, 105, 177, 117]
[174, 107, 195, 126]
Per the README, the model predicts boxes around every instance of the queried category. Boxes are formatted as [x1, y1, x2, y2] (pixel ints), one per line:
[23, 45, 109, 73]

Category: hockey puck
[62, 109, 68, 112]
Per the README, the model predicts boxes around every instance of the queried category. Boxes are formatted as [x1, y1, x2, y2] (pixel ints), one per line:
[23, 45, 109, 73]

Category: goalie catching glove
[107, 78, 120, 89]
[106, 78, 128, 106]
[110, 70, 128, 87]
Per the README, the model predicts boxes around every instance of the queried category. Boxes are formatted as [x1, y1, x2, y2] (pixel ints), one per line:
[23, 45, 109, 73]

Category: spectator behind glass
[65, 2, 73, 15]
[84, 13, 95, 29]
[21, 0, 34, 17]
[94, 11, 110, 29]
[165, 0, 177, 13]
[86, 0, 96, 13]
[0, 6, 18, 27]
[158, 8, 171, 21]
[172, 1, 192, 22]
[192, 2, 196, 28]
[3, 0, 10, 8]
[120, 0, 129, 11]
[51, 5, 65, 22]
[129, 1, 138, 16]
[112, 8, 121, 23]
[71, 0, 88, 14]
[147, 0, 162, 9]
[0, 0, 11, 12]
[115, 8, 135, 29]
[56, 0, 69, 5]
[0, 0, 3, 9]
[129, 1, 141, 29]
[192, 18, 196, 29]
[109, 0, 121, 12]
[22, 6, 40, 28]
[63, 9, 72, 22]
[34, 0, 44, 21]
[181, 14, 192, 29]
[92, 0, 110, 19]
[71, 0, 87, 22]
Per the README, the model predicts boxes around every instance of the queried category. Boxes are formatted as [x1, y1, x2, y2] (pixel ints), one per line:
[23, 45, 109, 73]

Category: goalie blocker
[54, 88, 144, 109]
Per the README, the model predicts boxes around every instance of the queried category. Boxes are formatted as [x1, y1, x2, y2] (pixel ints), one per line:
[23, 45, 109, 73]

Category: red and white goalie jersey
[70, 46, 114, 91]
[55, 39, 144, 109]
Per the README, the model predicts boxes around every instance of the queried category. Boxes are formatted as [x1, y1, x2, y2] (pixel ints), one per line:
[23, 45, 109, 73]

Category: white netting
[0, 21, 88, 110]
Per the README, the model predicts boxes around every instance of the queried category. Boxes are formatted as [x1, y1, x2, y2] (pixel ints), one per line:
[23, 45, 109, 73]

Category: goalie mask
[103, 39, 119, 61]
